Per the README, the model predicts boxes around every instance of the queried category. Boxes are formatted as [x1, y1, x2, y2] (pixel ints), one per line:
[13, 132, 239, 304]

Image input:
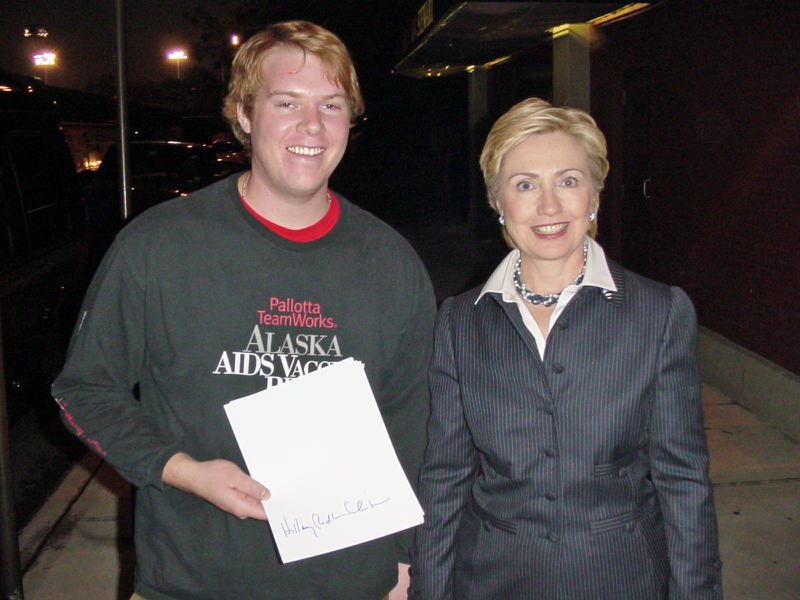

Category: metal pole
[0, 313, 24, 599]
[115, 0, 131, 221]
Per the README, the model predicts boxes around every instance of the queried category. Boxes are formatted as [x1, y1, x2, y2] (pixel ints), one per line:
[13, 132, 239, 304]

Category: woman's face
[496, 131, 595, 269]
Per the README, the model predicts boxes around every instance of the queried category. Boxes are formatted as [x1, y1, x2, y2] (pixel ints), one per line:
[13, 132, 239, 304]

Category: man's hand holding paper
[162, 453, 271, 520]
[224, 358, 424, 563]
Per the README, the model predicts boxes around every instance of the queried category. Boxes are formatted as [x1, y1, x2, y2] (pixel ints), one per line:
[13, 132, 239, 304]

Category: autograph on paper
[279, 494, 391, 539]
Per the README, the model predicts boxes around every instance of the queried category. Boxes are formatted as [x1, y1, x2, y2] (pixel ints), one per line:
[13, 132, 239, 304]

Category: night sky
[0, 0, 213, 89]
[0, 0, 413, 92]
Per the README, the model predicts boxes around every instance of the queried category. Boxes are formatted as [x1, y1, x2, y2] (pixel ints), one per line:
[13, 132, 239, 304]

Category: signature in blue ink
[279, 494, 391, 539]
[280, 517, 319, 539]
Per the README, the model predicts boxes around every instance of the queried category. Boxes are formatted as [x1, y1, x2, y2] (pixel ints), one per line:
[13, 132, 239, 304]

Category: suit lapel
[487, 293, 550, 379]
[482, 261, 628, 390]
[602, 260, 627, 306]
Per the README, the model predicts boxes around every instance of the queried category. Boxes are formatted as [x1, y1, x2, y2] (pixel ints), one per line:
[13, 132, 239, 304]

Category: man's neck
[240, 171, 330, 230]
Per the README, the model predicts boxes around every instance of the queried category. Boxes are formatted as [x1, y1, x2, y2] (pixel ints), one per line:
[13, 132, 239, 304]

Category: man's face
[237, 46, 350, 203]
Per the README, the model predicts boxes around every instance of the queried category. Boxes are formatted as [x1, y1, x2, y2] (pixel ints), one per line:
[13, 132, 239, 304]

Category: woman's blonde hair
[479, 98, 609, 237]
[222, 21, 365, 150]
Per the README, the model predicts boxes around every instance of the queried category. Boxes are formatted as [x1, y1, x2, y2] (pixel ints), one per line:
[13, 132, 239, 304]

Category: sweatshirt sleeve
[375, 246, 437, 564]
[52, 238, 184, 489]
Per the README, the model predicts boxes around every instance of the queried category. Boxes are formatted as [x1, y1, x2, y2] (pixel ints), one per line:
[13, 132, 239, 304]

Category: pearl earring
[498, 215, 505, 226]
[589, 212, 596, 222]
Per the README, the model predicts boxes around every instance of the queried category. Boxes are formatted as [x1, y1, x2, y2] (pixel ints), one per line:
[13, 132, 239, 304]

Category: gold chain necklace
[240, 171, 251, 200]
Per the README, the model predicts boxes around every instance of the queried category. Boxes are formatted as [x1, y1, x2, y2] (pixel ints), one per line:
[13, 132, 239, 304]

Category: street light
[33, 52, 56, 84]
[24, 25, 48, 38]
[167, 50, 187, 79]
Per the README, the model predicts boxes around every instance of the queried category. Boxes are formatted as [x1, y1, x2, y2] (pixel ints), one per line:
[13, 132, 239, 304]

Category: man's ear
[236, 103, 251, 134]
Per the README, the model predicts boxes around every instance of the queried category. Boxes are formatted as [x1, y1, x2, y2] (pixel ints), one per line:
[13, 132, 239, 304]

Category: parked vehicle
[82, 140, 244, 236]
[0, 70, 90, 423]
[211, 139, 249, 170]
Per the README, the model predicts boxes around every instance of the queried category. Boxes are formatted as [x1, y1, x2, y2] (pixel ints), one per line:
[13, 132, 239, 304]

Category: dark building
[395, 0, 800, 441]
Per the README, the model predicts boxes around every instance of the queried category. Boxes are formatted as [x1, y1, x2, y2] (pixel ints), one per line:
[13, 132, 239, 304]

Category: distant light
[0, 86, 12, 92]
[33, 52, 56, 66]
[23, 26, 48, 38]
[230, 34, 240, 46]
[167, 50, 188, 79]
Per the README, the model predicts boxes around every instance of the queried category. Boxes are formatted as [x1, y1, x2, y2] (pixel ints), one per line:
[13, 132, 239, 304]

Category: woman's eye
[517, 181, 533, 191]
[562, 177, 578, 187]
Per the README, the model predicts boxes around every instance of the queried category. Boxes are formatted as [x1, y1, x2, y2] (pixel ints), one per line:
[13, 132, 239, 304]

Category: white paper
[224, 358, 424, 563]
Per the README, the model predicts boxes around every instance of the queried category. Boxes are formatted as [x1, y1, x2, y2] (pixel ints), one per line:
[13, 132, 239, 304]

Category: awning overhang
[394, 2, 651, 78]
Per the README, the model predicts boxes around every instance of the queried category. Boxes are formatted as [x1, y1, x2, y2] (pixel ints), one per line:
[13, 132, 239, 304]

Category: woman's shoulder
[444, 284, 487, 309]
[607, 259, 695, 316]
[608, 258, 671, 295]
[436, 285, 502, 329]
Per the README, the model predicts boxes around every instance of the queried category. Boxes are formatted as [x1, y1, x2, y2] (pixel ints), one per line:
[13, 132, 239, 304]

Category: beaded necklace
[513, 242, 588, 307]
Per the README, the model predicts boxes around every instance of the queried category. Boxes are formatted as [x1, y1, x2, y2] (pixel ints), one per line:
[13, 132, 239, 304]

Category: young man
[53, 21, 436, 600]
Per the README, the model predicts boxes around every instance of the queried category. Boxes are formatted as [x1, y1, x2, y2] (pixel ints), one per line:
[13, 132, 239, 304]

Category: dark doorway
[621, 66, 654, 277]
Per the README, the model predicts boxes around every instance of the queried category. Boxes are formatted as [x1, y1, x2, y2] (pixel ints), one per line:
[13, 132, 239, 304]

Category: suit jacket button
[544, 446, 557, 457]
[617, 467, 627, 478]
[546, 531, 558, 542]
[544, 404, 554, 415]
[624, 522, 634, 533]
[545, 492, 556, 501]
[483, 521, 490, 532]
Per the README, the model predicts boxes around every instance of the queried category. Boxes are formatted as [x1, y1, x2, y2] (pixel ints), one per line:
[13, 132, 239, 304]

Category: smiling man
[52, 21, 436, 600]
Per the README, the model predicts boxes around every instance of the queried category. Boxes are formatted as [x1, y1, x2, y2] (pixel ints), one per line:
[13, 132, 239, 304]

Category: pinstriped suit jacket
[410, 261, 722, 600]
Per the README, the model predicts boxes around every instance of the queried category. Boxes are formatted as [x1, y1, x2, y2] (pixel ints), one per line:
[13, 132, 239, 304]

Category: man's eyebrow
[268, 91, 347, 101]
[268, 90, 301, 98]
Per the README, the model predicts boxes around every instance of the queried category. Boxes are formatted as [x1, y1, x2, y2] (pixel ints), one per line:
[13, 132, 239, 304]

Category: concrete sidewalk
[18, 384, 800, 599]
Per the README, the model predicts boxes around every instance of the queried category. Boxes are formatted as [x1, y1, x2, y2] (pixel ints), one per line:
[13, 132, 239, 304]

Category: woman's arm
[410, 298, 479, 600]
[648, 287, 723, 599]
